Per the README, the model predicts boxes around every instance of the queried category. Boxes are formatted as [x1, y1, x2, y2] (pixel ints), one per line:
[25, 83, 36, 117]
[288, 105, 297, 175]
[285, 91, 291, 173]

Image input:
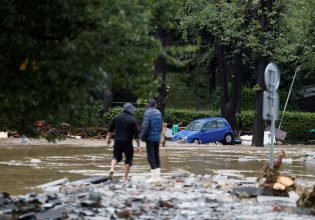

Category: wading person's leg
[109, 142, 123, 180]
[124, 144, 134, 182]
[146, 141, 157, 169]
[153, 141, 161, 181]
[154, 141, 160, 168]
[146, 141, 158, 182]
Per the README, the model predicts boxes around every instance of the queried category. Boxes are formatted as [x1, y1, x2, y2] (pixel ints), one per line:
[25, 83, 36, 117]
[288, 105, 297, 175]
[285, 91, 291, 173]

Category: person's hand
[107, 138, 112, 147]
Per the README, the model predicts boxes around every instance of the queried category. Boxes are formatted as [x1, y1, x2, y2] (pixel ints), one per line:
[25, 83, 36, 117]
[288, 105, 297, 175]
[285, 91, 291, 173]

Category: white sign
[264, 63, 280, 91]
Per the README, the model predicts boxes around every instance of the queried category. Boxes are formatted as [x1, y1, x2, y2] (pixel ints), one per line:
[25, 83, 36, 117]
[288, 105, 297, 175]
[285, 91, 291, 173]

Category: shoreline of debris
[1, 169, 314, 220]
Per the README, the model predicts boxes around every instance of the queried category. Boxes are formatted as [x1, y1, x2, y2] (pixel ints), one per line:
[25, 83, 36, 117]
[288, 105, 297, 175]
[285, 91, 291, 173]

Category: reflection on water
[0, 139, 314, 195]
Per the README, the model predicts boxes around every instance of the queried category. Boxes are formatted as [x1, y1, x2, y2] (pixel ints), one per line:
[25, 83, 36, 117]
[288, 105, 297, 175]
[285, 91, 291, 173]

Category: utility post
[263, 63, 280, 169]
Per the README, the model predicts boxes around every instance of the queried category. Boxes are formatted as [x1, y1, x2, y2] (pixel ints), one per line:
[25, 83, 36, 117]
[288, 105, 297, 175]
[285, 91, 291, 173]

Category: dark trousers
[146, 141, 160, 169]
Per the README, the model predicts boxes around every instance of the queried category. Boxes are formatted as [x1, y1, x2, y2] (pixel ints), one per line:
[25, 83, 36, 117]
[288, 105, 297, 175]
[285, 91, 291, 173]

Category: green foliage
[164, 109, 220, 126]
[241, 87, 299, 111]
[96, 0, 160, 97]
[166, 82, 300, 112]
[279, 112, 315, 142]
[0, 0, 159, 137]
[69, 100, 104, 128]
[236, 111, 255, 131]
[152, 0, 182, 29]
[166, 73, 214, 110]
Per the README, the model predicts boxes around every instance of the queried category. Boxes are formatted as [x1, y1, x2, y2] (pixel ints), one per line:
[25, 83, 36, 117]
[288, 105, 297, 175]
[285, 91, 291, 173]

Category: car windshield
[186, 121, 202, 131]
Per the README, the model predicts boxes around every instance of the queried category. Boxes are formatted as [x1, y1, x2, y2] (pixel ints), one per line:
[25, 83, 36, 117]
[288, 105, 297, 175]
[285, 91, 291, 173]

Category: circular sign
[264, 63, 280, 91]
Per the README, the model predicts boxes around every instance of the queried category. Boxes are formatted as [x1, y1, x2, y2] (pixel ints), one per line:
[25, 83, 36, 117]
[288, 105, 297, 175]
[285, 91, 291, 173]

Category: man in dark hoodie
[141, 99, 163, 183]
[106, 103, 140, 181]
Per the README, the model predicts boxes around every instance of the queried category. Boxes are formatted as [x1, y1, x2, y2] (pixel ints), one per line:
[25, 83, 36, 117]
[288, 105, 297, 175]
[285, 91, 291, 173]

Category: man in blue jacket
[141, 99, 163, 183]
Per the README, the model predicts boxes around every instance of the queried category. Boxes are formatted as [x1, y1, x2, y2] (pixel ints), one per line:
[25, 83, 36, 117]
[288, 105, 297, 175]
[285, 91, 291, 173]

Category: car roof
[193, 117, 225, 123]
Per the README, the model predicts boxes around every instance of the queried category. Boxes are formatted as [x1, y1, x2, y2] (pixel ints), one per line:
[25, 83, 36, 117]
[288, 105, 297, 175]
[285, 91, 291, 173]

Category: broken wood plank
[36, 178, 69, 189]
[69, 176, 108, 185]
[277, 176, 294, 187]
[273, 182, 286, 190]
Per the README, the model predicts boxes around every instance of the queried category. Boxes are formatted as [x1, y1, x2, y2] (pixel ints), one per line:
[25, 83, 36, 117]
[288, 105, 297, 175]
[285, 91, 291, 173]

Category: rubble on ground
[0, 169, 314, 219]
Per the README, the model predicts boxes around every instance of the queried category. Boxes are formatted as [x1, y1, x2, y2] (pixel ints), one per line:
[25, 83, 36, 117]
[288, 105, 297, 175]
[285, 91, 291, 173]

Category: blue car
[173, 117, 234, 145]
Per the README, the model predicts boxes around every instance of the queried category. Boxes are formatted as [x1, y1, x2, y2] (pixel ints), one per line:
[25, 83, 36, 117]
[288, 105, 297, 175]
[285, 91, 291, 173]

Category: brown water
[0, 138, 314, 195]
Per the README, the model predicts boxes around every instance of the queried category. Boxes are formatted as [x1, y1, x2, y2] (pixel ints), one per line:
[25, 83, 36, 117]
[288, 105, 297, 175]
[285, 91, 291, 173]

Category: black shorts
[112, 140, 134, 166]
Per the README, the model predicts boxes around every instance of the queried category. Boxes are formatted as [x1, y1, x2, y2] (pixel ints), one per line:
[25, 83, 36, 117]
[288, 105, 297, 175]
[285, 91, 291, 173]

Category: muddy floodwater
[0, 138, 314, 195]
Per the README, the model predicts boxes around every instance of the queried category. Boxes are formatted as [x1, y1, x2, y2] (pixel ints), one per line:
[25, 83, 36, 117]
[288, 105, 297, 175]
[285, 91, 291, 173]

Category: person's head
[123, 103, 136, 115]
[147, 99, 156, 108]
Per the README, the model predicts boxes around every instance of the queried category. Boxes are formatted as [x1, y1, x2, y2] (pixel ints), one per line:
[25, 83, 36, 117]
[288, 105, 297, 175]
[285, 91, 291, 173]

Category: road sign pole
[269, 69, 275, 169]
[270, 116, 275, 168]
[263, 63, 280, 169]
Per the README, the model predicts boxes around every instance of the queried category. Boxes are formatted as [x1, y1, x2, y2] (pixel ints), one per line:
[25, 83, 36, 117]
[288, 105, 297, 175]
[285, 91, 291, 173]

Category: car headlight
[183, 136, 188, 140]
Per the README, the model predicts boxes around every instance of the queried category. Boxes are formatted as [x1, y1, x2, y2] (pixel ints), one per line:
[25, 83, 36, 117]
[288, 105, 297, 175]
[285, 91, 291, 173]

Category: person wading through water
[106, 103, 140, 182]
[141, 99, 163, 183]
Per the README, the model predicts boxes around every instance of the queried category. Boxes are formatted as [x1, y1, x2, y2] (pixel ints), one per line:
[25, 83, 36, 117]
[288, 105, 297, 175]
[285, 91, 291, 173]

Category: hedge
[103, 108, 315, 143]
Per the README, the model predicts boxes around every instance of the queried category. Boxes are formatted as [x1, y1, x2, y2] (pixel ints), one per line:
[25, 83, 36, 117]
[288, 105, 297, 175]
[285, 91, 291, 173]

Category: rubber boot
[146, 169, 154, 183]
[152, 168, 161, 185]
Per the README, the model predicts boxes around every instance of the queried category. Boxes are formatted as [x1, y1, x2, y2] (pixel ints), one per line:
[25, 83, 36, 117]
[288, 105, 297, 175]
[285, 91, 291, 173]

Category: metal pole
[270, 114, 275, 169]
[269, 70, 275, 169]
[278, 66, 301, 130]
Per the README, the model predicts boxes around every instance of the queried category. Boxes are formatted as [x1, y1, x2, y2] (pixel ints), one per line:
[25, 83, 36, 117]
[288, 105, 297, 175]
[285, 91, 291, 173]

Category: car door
[215, 119, 228, 140]
[199, 121, 218, 143]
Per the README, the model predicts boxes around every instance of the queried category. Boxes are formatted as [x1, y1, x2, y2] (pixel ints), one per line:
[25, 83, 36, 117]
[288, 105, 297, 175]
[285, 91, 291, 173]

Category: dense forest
[0, 0, 314, 145]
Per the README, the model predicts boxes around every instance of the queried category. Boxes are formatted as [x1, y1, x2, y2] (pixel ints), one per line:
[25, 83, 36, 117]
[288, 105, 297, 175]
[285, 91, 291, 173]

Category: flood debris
[240, 135, 252, 145]
[232, 187, 272, 198]
[257, 151, 297, 197]
[232, 148, 312, 214]
[256, 195, 296, 204]
[297, 186, 315, 210]
[69, 176, 108, 185]
[303, 152, 315, 165]
[1, 171, 315, 220]
[20, 135, 29, 144]
[36, 178, 69, 190]
[0, 132, 8, 138]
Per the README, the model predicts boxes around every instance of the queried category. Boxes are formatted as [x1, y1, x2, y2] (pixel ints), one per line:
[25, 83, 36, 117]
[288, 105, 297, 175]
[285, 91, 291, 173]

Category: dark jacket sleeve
[108, 117, 115, 132]
[140, 111, 150, 141]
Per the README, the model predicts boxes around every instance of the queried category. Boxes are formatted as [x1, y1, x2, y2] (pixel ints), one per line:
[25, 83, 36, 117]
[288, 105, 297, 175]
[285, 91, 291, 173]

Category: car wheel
[192, 139, 201, 144]
[223, 133, 234, 145]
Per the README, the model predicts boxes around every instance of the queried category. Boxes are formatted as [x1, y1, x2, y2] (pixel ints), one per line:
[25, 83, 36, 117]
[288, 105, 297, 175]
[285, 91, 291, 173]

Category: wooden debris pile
[258, 150, 296, 196]
[36, 121, 107, 139]
[297, 185, 315, 211]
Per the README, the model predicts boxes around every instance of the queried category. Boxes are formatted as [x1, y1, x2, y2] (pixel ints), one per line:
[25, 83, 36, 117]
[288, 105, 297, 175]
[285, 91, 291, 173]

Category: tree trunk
[224, 51, 243, 130]
[103, 82, 112, 113]
[156, 71, 167, 118]
[215, 43, 229, 117]
[252, 56, 268, 146]
[154, 23, 169, 119]
[208, 58, 216, 92]
[252, 0, 272, 146]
